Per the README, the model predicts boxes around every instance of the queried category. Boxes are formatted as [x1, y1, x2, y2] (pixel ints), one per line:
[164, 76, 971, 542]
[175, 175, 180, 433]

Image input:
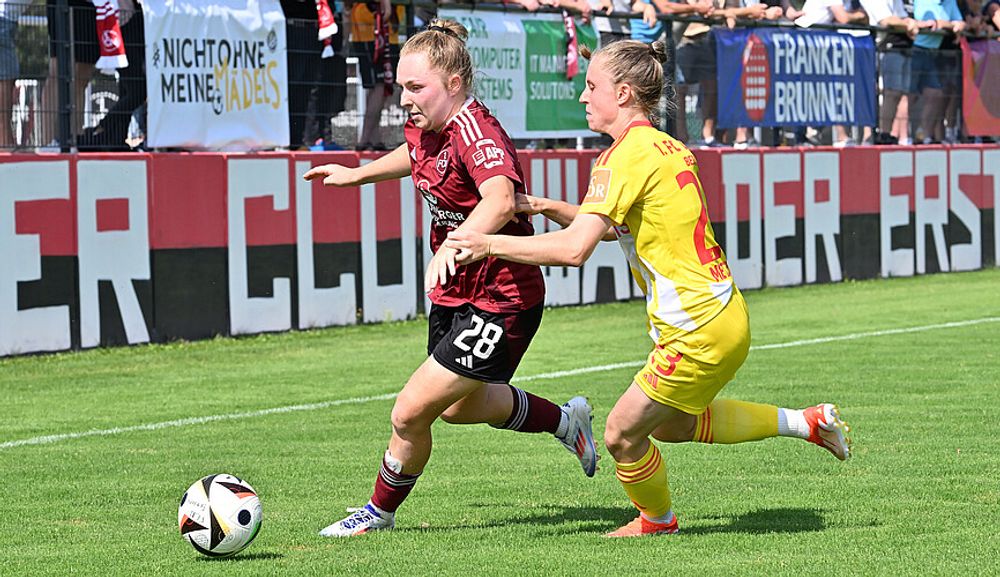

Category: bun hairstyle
[424, 18, 469, 42]
[580, 40, 673, 121]
[400, 19, 474, 94]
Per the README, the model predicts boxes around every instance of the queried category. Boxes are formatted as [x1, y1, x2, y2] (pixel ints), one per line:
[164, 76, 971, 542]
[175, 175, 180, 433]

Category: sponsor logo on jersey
[417, 179, 438, 206]
[417, 179, 466, 227]
[472, 138, 505, 170]
[436, 149, 450, 175]
[584, 168, 612, 203]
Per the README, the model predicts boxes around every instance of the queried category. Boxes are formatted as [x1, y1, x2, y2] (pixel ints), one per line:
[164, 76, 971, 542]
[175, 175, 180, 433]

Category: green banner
[440, 8, 598, 138]
[522, 20, 597, 132]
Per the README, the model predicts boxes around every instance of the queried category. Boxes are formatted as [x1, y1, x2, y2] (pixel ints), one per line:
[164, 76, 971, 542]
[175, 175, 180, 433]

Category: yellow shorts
[634, 292, 751, 415]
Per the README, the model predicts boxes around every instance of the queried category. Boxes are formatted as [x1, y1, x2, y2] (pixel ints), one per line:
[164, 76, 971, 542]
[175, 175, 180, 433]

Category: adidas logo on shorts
[455, 355, 473, 368]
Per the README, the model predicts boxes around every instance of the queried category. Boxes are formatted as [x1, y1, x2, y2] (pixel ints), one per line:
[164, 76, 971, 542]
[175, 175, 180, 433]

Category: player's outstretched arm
[517, 193, 617, 240]
[459, 175, 519, 234]
[446, 212, 612, 268]
[303, 143, 412, 187]
[516, 194, 579, 228]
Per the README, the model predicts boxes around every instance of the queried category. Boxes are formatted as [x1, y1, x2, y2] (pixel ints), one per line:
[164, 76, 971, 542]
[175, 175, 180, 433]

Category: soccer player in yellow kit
[445, 39, 853, 537]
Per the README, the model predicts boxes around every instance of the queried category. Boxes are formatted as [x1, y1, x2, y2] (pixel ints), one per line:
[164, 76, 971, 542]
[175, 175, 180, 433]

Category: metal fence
[0, 0, 993, 151]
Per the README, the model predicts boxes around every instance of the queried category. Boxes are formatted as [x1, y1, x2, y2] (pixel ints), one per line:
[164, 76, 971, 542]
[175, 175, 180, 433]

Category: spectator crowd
[0, 0, 998, 152]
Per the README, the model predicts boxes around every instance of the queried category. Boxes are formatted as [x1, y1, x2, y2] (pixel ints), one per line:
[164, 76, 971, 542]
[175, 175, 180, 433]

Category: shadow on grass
[682, 507, 827, 535]
[397, 505, 828, 536]
[197, 551, 284, 562]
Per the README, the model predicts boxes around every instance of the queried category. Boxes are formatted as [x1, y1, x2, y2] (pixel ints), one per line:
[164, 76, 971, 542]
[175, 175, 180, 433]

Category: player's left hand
[444, 230, 490, 266]
[424, 245, 459, 293]
[514, 193, 548, 215]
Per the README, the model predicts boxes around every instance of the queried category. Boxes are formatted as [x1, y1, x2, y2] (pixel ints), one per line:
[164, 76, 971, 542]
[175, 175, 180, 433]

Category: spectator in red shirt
[304, 18, 598, 538]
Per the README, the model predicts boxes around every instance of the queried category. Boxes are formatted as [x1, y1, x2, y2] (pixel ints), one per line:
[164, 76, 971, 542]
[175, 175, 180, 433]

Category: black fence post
[52, 0, 71, 151]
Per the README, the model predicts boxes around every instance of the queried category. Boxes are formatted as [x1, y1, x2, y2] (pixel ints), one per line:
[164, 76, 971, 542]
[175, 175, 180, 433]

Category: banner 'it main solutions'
[716, 27, 876, 129]
[439, 7, 597, 139]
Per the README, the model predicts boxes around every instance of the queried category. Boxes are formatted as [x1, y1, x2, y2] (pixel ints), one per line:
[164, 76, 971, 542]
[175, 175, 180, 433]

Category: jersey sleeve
[454, 111, 522, 189]
[577, 147, 643, 225]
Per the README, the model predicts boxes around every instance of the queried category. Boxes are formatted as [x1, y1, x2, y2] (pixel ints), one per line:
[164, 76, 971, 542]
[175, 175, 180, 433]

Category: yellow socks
[614, 442, 671, 518]
[614, 400, 781, 518]
[693, 398, 779, 444]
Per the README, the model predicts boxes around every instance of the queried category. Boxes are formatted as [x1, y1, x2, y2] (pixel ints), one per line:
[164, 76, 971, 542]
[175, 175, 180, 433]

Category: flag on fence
[563, 10, 578, 80]
[316, 0, 338, 58]
[960, 37, 1000, 137]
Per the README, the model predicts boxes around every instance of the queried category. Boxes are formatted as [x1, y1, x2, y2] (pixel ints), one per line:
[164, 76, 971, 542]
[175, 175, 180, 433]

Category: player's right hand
[303, 164, 359, 187]
[424, 245, 459, 293]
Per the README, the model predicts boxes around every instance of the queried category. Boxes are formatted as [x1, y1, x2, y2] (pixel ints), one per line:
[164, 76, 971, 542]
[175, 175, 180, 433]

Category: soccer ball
[178, 474, 262, 557]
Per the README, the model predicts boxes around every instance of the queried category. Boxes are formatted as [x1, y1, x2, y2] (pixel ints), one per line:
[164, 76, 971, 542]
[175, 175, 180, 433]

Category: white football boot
[804, 403, 852, 461]
[559, 396, 599, 477]
[319, 503, 394, 537]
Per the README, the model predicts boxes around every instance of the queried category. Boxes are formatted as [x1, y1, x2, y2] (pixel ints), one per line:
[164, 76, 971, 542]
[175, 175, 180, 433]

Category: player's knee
[390, 400, 435, 437]
[603, 418, 640, 462]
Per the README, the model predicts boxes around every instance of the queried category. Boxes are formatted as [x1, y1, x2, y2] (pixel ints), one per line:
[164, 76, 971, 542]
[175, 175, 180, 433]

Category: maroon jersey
[405, 99, 545, 313]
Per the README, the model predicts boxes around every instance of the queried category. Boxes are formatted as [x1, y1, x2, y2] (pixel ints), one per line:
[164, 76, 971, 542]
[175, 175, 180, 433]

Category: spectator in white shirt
[859, 0, 928, 144]
[591, 0, 633, 45]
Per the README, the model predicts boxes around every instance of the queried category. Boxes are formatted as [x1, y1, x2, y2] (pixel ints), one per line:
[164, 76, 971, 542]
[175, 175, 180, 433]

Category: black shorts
[428, 302, 543, 384]
[351, 41, 399, 89]
[676, 32, 717, 86]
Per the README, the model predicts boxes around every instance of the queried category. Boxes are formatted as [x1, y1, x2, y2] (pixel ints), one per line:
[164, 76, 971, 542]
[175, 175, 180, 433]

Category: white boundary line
[0, 394, 396, 450]
[2, 316, 997, 451]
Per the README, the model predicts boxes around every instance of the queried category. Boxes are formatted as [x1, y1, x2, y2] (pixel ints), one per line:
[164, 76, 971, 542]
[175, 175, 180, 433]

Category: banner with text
[143, 0, 289, 149]
[440, 8, 597, 138]
[961, 37, 1000, 137]
[715, 28, 876, 128]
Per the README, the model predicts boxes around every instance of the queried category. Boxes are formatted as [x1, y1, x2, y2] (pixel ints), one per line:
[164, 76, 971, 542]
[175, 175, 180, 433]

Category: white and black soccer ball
[178, 474, 262, 557]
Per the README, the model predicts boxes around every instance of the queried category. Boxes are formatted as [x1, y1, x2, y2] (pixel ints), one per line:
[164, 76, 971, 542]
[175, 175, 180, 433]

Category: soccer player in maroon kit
[304, 19, 598, 537]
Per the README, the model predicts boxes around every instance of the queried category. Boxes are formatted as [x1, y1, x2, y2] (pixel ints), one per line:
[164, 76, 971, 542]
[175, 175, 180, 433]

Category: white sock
[641, 510, 676, 525]
[777, 408, 810, 439]
[555, 410, 570, 440]
[365, 501, 393, 519]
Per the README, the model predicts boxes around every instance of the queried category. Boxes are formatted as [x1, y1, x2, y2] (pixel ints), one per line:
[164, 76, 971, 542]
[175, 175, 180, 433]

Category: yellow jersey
[578, 120, 735, 345]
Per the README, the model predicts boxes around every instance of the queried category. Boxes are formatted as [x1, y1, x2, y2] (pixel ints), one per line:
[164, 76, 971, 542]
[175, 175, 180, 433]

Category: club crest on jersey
[584, 168, 612, 203]
[472, 138, 505, 169]
[435, 149, 450, 175]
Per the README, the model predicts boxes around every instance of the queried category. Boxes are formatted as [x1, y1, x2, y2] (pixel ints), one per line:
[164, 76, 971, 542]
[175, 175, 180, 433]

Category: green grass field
[2, 269, 999, 576]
